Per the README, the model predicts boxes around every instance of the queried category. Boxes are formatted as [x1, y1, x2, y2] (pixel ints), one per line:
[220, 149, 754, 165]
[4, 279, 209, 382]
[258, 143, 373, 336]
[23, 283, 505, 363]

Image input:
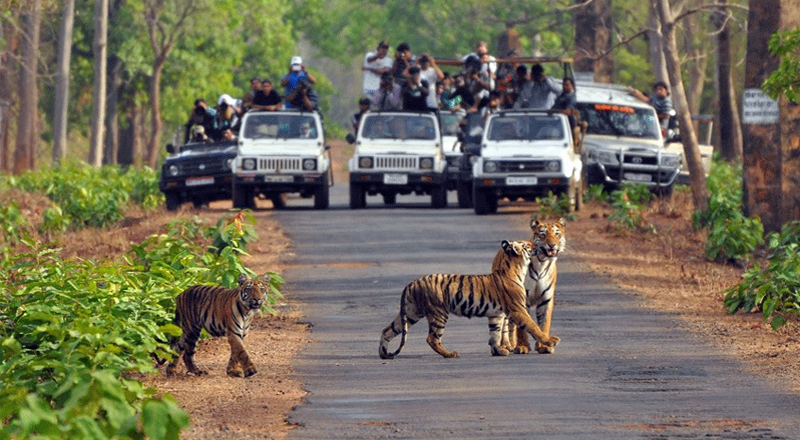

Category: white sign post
[742, 88, 779, 125]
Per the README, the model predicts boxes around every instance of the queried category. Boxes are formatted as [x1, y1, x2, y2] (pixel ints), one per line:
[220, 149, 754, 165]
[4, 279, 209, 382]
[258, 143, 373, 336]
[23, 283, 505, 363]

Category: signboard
[742, 88, 779, 125]
[573, 71, 595, 84]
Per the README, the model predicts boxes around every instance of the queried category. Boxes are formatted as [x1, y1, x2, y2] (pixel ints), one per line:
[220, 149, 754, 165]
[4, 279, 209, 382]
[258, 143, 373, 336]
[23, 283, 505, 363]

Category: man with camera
[284, 77, 320, 114]
[281, 55, 317, 109]
[370, 72, 402, 111]
[184, 99, 218, 143]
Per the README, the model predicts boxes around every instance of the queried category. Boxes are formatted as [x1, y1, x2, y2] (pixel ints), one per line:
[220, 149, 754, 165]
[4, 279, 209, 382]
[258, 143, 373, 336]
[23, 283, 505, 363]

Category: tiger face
[237, 273, 270, 311]
[530, 218, 566, 259]
[501, 239, 534, 265]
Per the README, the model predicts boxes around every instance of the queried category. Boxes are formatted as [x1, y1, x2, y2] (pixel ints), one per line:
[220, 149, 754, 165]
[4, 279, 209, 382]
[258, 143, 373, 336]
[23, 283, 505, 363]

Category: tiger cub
[494, 218, 565, 355]
[165, 273, 269, 378]
[379, 240, 560, 359]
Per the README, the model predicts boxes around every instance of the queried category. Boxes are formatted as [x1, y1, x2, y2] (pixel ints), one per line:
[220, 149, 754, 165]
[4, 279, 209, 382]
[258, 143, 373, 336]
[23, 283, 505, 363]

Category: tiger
[164, 273, 270, 378]
[379, 240, 560, 359]
[494, 217, 565, 355]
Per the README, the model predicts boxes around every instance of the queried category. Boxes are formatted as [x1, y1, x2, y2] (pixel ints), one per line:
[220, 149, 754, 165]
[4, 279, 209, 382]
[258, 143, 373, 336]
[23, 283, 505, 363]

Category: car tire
[271, 193, 288, 210]
[382, 192, 396, 206]
[233, 186, 253, 210]
[314, 175, 330, 210]
[456, 180, 473, 208]
[349, 183, 366, 209]
[165, 192, 182, 211]
[473, 186, 491, 215]
[431, 185, 447, 209]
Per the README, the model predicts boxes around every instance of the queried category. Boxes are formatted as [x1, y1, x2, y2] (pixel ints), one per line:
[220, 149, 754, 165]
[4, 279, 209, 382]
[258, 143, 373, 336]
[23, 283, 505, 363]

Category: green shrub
[693, 157, 764, 263]
[724, 221, 800, 329]
[0, 202, 27, 245]
[584, 184, 609, 203]
[607, 184, 653, 233]
[535, 191, 575, 221]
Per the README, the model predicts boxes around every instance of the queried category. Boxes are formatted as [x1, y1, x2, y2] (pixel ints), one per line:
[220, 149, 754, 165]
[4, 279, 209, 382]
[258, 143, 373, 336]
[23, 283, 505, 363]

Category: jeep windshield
[486, 114, 565, 142]
[577, 103, 660, 140]
[360, 114, 437, 141]
[439, 112, 464, 137]
[243, 114, 319, 140]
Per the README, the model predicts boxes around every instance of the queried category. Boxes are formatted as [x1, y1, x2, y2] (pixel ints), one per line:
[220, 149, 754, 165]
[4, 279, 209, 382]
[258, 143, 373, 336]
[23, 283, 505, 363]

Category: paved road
[274, 187, 800, 439]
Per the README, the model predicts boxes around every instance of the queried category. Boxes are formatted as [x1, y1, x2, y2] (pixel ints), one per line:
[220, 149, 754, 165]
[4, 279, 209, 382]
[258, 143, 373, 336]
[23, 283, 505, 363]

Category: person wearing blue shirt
[281, 55, 317, 108]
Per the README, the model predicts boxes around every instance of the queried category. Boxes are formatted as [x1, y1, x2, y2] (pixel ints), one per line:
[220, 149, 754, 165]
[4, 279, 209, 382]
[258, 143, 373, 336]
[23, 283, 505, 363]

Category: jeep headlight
[546, 160, 561, 172]
[419, 157, 434, 170]
[303, 158, 317, 171]
[242, 158, 256, 171]
[483, 161, 498, 173]
[224, 158, 233, 170]
[358, 156, 373, 169]
[168, 164, 179, 176]
[661, 154, 682, 168]
[589, 149, 619, 165]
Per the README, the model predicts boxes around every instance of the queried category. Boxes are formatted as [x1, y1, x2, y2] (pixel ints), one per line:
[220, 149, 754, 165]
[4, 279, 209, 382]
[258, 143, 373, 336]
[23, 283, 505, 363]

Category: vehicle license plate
[265, 175, 294, 183]
[384, 174, 408, 185]
[624, 173, 652, 183]
[185, 176, 214, 186]
[506, 176, 538, 186]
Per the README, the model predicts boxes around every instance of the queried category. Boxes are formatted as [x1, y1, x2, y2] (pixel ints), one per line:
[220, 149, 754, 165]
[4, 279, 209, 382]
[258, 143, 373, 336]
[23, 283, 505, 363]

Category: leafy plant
[535, 191, 577, 221]
[693, 157, 764, 263]
[584, 184, 609, 203]
[0, 202, 27, 245]
[724, 221, 800, 329]
[607, 184, 653, 234]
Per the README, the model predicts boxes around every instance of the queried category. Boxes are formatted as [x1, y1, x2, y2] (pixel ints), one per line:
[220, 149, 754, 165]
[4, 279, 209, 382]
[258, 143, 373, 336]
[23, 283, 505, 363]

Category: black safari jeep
[159, 140, 237, 210]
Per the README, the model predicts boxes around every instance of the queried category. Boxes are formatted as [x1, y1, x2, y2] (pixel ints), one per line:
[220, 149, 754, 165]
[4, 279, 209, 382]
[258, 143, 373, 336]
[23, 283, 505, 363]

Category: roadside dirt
[25, 141, 798, 438]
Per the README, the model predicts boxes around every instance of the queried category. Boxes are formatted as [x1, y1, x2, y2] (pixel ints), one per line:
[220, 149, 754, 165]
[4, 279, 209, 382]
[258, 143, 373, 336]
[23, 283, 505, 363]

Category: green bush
[607, 184, 653, 233]
[535, 191, 575, 221]
[693, 157, 764, 263]
[584, 184, 609, 203]
[724, 221, 800, 330]
[0, 212, 283, 438]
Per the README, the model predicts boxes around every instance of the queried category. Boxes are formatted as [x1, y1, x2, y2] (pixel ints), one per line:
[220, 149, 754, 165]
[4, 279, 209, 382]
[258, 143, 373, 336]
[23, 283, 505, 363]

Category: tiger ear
[237, 273, 248, 286]
[501, 240, 511, 253]
[558, 217, 566, 229]
[530, 217, 541, 231]
[262, 274, 271, 285]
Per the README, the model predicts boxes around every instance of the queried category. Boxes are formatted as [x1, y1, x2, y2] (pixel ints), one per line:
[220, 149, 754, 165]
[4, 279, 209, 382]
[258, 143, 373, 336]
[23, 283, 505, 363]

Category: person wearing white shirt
[362, 40, 394, 97]
[417, 55, 444, 109]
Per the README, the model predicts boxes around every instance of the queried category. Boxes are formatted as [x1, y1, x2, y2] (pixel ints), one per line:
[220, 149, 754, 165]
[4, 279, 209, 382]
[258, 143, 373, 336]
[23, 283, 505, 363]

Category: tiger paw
[535, 343, 554, 354]
[514, 345, 531, 354]
[227, 368, 243, 378]
[442, 350, 460, 358]
[189, 368, 209, 376]
[491, 346, 510, 356]
[243, 367, 257, 378]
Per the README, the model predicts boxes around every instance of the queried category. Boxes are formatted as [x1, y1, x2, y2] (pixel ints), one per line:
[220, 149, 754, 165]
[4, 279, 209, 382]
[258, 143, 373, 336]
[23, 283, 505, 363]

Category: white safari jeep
[233, 110, 331, 209]
[471, 111, 583, 215]
[347, 111, 447, 209]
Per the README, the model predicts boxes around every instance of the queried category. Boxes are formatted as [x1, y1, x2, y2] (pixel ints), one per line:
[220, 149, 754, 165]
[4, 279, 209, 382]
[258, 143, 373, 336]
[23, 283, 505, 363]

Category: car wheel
[165, 192, 182, 211]
[456, 180, 473, 209]
[473, 186, 491, 215]
[232, 185, 249, 209]
[382, 192, 396, 206]
[271, 193, 288, 210]
[349, 183, 366, 209]
[314, 174, 330, 210]
[431, 185, 447, 209]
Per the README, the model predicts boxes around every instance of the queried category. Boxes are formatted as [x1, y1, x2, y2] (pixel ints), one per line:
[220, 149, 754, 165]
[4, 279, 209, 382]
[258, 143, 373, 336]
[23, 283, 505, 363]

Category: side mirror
[325, 144, 332, 151]
[464, 143, 481, 156]
[345, 133, 356, 144]
[166, 143, 176, 154]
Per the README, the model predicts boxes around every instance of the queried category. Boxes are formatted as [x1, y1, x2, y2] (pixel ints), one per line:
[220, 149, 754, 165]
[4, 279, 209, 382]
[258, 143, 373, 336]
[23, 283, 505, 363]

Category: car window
[577, 103, 661, 140]
[243, 114, 319, 140]
[439, 112, 464, 137]
[361, 115, 437, 140]
[487, 115, 564, 141]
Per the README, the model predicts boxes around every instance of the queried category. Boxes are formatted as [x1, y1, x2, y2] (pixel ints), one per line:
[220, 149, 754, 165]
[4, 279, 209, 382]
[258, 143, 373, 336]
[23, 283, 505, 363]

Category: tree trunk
[147, 61, 164, 168]
[655, 0, 709, 212]
[104, 55, 122, 165]
[713, 0, 743, 162]
[89, 0, 108, 167]
[742, 0, 800, 232]
[574, 0, 614, 83]
[53, 0, 75, 164]
[0, 21, 16, 173]
[647, 0, 669, 85]
[14, 0, 40, 175]
[682, 13, 708, 116]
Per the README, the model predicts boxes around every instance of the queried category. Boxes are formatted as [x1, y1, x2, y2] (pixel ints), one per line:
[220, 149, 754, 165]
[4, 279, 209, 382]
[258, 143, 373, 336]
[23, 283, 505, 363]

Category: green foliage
[607, 184, 653, 233]
[0, 202, 26, 245]
[763, 27, 800, 102]
[535, 191, 576, 221]
[584, 184, 610, 203]
[0, 212, 283, 438]
[724, 221, 800, 330]
[692, 157, 764, 263]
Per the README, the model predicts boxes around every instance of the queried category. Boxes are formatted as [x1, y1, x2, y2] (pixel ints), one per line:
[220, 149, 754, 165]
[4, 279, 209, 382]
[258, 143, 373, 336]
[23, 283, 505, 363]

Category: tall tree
[14, 0, 40, 174]
[89, 0, 108, 167]
[0, 19, 17, 172]
[646, 0, 670, 84]
[713, 0, 743, 161]
[655, 0, 709, 211]
[574, 0, 614, 82]
[53, 0, 76, 164]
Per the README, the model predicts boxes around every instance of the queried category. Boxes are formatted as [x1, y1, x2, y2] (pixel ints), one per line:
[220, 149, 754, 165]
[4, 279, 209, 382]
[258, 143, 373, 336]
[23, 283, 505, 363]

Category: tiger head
[237, 273, 270, 311]
[530, 218, 566, 259]
[500, 240, 534, 269]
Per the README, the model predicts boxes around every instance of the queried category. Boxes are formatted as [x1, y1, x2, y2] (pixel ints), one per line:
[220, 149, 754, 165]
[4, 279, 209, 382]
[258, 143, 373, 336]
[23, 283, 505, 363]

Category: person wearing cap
[190, 125, 210, 143]
[362, 40, 394, 97]
[284, 76, 320, 113]
[461, 41, 497, 89]
[215, 94, 242, 136]
[391, 42, 413, 87]
[184, 98, 218, 143]
[417, 54, 444, 110]
[281, 55, 317, 108]
[513, 63, 560, 110]
[370, 71, 402, 111]
[402, 65, 430, 112]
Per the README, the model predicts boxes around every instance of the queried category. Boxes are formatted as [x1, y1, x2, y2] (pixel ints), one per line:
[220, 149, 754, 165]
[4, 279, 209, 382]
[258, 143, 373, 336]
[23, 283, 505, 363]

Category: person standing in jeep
[402, 66, 430, 112]
[628, 81, 674, 129]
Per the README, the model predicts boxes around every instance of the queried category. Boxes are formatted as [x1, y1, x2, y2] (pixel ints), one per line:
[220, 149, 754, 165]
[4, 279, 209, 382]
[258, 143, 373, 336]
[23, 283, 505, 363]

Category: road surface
[274, 187, 800, 439]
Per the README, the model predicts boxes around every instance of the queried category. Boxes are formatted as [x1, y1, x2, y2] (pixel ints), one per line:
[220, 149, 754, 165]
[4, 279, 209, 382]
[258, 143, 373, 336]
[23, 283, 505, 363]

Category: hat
[217, 93, 237, 106]
[291, 55, 302, 65]
[191, 125, 205, 135]
[408, 66, 421, 75]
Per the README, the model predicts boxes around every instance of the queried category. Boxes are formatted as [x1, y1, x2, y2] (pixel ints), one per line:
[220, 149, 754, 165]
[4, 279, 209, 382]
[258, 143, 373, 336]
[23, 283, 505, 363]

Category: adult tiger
[164, 273, 270, 378]
[379, 240, 560, 359]
[494, 217, 565, 355]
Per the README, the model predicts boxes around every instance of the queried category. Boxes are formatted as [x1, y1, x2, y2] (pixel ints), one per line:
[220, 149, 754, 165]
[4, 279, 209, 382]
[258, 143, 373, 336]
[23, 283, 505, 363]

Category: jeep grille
[259, 158, 302, 171]
[375, 156, 418, 170]
[497, 160, 549, 173]
[181, 158, 227, 175]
